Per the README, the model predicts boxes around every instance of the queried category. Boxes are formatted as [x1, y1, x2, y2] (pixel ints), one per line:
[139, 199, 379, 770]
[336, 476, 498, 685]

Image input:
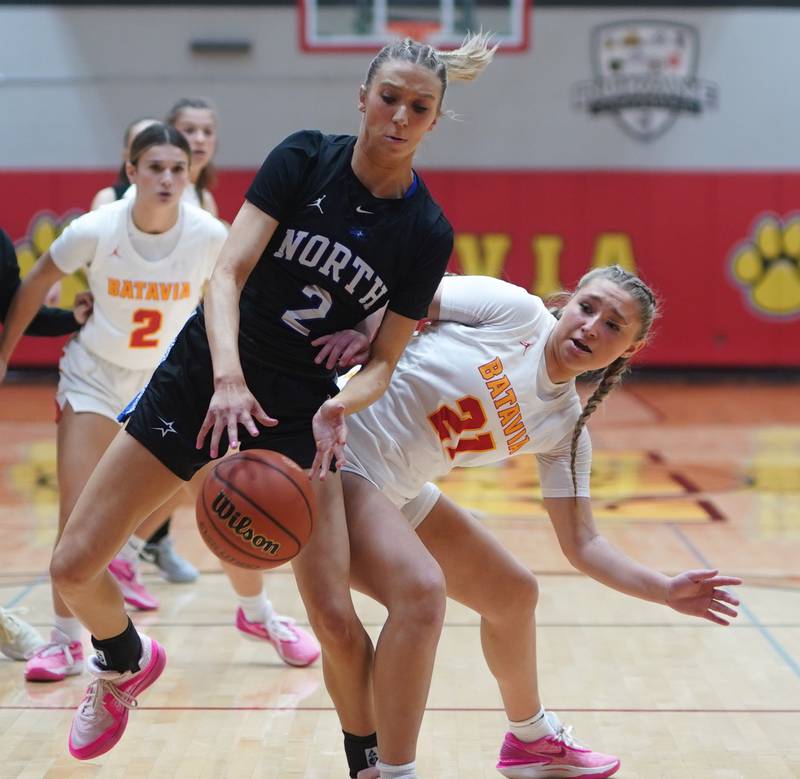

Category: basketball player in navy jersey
[31, 34, 497, 771]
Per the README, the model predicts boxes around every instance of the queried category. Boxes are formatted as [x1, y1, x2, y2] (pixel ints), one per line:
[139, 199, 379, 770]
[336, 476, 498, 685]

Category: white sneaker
[0, 607, 45, 660]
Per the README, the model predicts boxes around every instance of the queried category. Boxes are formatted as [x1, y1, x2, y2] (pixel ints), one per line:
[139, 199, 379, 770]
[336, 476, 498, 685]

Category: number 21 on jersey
[428, 395, 496, 459]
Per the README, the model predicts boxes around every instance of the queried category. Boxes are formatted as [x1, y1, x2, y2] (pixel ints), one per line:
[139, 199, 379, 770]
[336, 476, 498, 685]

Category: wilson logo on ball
[211, 491, 281, 556]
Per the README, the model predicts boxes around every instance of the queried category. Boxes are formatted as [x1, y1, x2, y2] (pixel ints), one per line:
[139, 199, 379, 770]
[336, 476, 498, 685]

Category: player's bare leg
[416, 493, 541, 719]
[344, 473, 446, 768]
[292, 472, 376, 734]
[52, 430, 184, 637]
[24, 404, 119, 682]
[417, 493, 620, 779]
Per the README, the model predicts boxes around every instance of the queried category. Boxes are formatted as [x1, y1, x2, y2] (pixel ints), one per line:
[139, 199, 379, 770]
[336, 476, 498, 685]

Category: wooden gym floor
[0, 374, 798, 778]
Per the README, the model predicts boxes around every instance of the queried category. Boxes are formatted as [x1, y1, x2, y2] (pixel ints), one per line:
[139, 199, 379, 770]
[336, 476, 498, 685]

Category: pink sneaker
[496, 713, 620, 779]
[68, 633, 166, 760]
[235, 608, 320, 667]
[25, 629, 84, 682]
[108, 558, 159, 611]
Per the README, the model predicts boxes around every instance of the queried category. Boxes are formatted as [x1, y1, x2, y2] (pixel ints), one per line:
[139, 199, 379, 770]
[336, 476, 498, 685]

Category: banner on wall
[1, 169, 798, 368]
[571, 20, 718, 142]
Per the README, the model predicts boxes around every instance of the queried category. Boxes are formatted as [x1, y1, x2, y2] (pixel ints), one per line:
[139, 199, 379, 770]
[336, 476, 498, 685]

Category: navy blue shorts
[122, 313, 339, 481]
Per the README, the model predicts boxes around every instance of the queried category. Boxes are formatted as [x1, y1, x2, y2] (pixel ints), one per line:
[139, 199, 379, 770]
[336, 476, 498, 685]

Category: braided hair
[548, 266, 659, 492]
[364, 32, 496, 110]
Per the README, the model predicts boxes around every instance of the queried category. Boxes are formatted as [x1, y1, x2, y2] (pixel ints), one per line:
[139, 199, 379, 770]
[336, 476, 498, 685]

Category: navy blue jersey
[237, 130, 453, 378]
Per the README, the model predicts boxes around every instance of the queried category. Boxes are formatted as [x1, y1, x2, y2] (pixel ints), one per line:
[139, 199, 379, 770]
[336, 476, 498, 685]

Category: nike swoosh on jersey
[355, 206, 374, 214]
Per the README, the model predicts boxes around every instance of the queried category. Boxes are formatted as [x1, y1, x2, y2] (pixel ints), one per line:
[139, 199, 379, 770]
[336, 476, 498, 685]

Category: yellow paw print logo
[731, 214, 800, 318]
[15, 210, 88, 304]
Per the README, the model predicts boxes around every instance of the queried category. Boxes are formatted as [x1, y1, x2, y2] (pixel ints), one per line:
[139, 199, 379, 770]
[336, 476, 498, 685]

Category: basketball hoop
[385, 19, 442, 43]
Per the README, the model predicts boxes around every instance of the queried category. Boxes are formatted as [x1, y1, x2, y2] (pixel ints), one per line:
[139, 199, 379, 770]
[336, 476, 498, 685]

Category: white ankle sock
[510, 706, 554, 742]
[118, 535, 146, 563]
[53, 615, 82, 643]
[238, 591, 274, 624]
[378, 761, 416, 778]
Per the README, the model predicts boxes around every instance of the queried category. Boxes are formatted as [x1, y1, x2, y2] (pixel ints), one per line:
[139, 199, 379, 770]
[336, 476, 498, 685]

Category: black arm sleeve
[0, 228, 80, 337]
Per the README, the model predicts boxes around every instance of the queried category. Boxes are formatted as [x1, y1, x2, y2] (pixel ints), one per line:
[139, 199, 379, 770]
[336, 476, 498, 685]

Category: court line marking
[1, 574, 47, 610]
[648, 450, 726, 521]
[670, 524, 800, 681]
[619, 385, 667, 423]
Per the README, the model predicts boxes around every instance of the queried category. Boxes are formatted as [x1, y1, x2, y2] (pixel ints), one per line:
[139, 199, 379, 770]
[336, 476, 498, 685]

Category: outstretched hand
[311, 399, 347, 480]
[196, 377, 277, 458]
[666, 569, 742, 625]
[312, 330, 371, 370]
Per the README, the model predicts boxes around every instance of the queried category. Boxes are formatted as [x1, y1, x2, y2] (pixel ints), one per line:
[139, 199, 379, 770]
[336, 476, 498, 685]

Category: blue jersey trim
[403, 171, 419, 199]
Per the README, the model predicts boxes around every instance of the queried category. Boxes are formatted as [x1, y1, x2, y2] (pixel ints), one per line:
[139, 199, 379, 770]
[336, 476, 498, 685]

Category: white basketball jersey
[345, 276, 591, 501]
[50, 199, 227, 369]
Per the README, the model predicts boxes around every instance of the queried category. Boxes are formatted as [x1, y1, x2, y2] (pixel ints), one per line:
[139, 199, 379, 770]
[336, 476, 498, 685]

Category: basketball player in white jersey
[320, 268, 742, 778]
[0, 123, 226, 683]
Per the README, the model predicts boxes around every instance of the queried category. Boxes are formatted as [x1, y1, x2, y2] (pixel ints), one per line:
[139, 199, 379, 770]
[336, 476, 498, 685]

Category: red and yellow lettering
[428, 396, 496, 460]
[494, 387, 517, 410]
[108, 278, 120, 297]
[478, 357, 504, 380]
[486, 375, 511, 399]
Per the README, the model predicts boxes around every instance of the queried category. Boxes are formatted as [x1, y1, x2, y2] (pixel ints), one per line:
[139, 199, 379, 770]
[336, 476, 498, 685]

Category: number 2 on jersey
[129, 309, 163, 348]
[281, 284, 332, 337]
[428, 396, 495, 459]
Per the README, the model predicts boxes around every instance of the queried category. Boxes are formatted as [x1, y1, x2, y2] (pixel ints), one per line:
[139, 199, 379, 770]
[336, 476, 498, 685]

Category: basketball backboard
[299, 0, 530, 52]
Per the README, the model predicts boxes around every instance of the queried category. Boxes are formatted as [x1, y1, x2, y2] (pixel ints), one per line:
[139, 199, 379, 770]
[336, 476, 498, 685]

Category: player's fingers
[339, 339, 364, 365]
[227, 417, 240, 451]
[333, 442, 346, 470]
[309, 450, 322, 481]
[239, 410, 259, 438]
[708, 576, 743, 587]
[326, 344, 344, 371]
[208, 416, 226, 459]
[704, 610, 730, 626]
[689, 569, 718, 582]
[317, 447, 332, 481]
[314, 341, 334, 365]
[195, 411, 214, 449]
[713, 588, 740, 605]
[711, 600, 738, 618]
[251, 400, 278, 428]
[310, 334, 332, 347]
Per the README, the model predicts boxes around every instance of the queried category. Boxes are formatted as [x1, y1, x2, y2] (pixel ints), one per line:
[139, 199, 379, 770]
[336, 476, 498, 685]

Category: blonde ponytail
[364, 31, 496, 107]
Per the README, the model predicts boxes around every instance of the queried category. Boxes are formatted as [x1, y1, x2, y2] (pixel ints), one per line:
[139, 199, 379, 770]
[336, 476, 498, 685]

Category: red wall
[2, 168, 798, 367]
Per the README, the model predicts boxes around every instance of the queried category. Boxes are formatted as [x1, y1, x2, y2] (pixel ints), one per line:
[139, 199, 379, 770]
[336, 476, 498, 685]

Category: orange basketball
[196, 450, 315, 570]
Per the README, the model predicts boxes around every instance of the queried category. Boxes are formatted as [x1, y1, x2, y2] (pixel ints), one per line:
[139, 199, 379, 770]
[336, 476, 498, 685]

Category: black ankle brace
[343, 730, 378, 778]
